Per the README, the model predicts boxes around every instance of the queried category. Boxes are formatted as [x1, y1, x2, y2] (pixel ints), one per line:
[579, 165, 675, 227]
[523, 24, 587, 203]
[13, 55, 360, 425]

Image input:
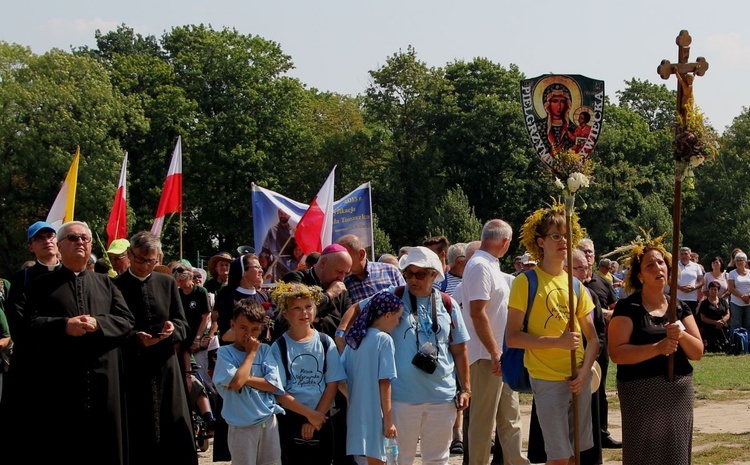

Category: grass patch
[601, 353, 750, 404]
[692, 431, 750, 464]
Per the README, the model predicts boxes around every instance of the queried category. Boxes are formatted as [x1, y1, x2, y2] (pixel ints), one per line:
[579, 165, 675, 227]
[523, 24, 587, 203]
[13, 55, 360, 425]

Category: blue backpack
[729, 328, 749, 355]
[501, 269, 581, 392]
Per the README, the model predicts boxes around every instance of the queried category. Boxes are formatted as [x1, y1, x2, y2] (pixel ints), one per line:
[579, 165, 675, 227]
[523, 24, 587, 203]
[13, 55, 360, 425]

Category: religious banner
[520, 74, 605, 168]
[332, 182, 374, 259]
[251, 182, 374, 263]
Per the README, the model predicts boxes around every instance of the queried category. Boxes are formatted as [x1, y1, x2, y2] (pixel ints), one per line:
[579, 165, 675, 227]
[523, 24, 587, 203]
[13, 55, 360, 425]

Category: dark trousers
[279, 410, 335, 465]
[598, 341, 611, 440]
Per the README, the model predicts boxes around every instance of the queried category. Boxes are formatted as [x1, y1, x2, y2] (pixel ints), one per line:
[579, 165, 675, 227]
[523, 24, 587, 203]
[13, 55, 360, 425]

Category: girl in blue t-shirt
[342, 289, 404, 464]
[270, 282, 347, 465]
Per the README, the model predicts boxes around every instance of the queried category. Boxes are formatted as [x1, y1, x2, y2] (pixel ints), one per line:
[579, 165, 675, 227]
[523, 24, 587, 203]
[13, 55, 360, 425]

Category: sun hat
[398, 246, 445, 282]
[27, 221, 56, 243]
[590, 360, 602, 392]
[107, 238, 130, 255]
[521, 253, 537, 266]
[208, 252, 232, 277]
[193, 268, 207, 283]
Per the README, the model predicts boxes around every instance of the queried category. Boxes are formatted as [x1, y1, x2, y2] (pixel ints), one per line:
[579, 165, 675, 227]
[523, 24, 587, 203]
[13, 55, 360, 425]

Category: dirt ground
[198, 397, 750, 464]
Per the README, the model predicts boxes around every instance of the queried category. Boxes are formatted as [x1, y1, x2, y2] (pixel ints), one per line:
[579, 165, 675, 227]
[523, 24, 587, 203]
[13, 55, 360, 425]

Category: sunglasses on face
[403, 270, 432, 280]
[62, 234, 91, 243]
[173, 267, 188, 274]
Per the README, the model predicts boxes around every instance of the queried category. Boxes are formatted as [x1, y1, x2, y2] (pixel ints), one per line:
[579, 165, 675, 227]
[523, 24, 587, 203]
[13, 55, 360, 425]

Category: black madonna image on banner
[520, 74, 605, 168]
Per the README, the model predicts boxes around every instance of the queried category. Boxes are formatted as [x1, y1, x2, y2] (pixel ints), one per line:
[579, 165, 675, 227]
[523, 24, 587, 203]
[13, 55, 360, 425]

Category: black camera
[411, 351, 438, 374]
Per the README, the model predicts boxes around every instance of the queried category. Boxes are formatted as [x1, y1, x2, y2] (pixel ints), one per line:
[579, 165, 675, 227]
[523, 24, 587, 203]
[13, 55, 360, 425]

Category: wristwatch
[334, 329, 346, 338]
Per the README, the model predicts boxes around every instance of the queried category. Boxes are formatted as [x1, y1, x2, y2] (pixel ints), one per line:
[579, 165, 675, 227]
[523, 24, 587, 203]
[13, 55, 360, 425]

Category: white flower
[566, 172, 590, 194]
[554, 178, 565, 190]
[689, 155, 705, 168]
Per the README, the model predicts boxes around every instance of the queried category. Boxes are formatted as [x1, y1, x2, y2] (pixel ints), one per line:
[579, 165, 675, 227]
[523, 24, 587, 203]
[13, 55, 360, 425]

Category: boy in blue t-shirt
[213, 299, 285, 465]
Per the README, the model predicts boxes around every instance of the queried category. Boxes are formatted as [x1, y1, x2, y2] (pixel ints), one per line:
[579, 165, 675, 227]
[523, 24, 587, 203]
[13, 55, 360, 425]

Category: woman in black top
[608, 237, 703, 465]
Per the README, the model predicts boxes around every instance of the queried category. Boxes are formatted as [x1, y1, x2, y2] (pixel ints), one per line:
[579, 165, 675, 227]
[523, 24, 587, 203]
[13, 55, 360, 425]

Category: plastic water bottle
[384, 436, 398, 465]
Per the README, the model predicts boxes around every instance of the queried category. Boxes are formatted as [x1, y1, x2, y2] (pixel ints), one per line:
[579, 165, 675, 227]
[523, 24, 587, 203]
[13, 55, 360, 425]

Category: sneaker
[450, 439, 464, 454]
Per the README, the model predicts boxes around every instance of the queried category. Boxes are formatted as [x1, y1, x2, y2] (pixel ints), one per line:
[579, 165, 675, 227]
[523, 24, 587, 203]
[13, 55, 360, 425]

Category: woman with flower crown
[506, 201, 599, 465]
[607, 233, 703, 465]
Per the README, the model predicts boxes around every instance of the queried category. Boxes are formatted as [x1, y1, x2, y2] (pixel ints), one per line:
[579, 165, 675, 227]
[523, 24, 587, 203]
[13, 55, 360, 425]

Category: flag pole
[180, 211, 183, 260]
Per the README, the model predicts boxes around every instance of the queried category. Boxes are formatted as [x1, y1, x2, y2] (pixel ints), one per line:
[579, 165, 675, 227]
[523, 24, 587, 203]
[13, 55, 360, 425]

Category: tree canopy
[0, 28, 745, 275]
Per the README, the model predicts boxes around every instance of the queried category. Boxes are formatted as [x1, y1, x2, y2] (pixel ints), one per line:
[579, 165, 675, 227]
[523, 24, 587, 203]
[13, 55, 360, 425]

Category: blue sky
[2, 0, 746, 133]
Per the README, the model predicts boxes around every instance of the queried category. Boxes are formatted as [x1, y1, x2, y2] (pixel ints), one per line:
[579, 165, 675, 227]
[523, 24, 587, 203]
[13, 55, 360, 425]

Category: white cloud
[41, 17, 122, 36]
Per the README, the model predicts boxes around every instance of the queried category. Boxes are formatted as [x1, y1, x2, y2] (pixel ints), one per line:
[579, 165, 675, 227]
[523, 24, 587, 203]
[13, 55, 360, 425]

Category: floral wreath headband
[602, 228, 671, 294]
[519, 197, 585, 262]
[270, 281, 324, 312]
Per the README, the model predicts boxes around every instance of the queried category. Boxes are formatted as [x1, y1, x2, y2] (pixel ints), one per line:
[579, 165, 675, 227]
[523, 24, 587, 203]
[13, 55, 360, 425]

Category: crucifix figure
[656, 29, 709, 380]
[657, 30, 709, 127]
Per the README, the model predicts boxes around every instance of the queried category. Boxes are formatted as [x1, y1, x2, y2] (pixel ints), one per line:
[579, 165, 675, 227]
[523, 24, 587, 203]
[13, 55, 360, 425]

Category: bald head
[314, 250, 352, 287]
[337, 234, 366, 276]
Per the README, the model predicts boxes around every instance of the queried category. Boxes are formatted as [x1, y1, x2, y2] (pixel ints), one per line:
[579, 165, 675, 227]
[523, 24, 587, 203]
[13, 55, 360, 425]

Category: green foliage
[371, 213, 394, 257]
[0, 45, 139, 271]
[3, 29, 749, 276]
[425, 185, 482, 243]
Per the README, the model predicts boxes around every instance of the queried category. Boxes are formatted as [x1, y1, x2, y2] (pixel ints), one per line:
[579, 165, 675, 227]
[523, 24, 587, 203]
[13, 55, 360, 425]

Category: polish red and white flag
[106, 152, 128, 247]
[294, 166, 336, 255]
[150, 137, 182, 237]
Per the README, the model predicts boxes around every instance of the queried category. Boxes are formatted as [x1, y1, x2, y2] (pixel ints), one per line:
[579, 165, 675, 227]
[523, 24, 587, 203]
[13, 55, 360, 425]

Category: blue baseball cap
[27, 221, 56, 243]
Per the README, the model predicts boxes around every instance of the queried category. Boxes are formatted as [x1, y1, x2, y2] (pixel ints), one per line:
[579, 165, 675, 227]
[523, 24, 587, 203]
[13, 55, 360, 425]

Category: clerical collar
[237, 286, 257, 295]
[127, 268, 150, 282]
[38, 260, 60, 271]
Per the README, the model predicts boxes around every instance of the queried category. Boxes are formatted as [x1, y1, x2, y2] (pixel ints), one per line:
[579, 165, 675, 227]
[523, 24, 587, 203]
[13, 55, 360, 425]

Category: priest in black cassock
[114, 231, 197, 465]
[14, 221, 134, 465]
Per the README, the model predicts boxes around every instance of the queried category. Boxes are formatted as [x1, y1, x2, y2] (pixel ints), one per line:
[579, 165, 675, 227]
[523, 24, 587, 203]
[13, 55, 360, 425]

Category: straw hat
[590, 360, 602, 392]
[208, 252, 232, 277]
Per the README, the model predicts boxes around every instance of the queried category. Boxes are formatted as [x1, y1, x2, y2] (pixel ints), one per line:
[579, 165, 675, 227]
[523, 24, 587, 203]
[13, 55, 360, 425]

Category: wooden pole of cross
[657, 30, 709, 381]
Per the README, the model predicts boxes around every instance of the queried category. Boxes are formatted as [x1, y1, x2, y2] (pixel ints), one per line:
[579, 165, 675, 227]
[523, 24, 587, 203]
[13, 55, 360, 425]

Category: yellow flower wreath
[270, 281, 324, 312]
[519, 197, 585, 262]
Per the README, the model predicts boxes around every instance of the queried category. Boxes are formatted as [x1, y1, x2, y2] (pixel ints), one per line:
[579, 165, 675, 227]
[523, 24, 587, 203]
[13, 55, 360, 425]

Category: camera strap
[410, 291, 439, 354]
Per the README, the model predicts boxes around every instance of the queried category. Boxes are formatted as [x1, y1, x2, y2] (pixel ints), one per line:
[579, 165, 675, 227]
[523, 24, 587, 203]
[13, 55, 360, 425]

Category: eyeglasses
[246, 265, 263, 271]
[544, 233, 566, 242]
[403, 270, 432, 280]
[193, 274, 202, 280]
[62, 234, 91, 243]
[32, 232, 56, 242]
[173, 267, 188, 274]
[129, 251, 158, 266]
[572, 266, 587, 271]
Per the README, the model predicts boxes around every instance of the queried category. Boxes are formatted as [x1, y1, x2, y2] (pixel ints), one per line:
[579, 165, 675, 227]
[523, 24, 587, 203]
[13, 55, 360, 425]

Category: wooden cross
[656, 30, 708, 381]
[657, 30, 709, 124]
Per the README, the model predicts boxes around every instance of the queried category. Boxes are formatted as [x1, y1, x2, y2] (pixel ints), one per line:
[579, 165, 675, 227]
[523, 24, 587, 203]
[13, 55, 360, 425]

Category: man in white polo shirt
[462, 219, 529, 465]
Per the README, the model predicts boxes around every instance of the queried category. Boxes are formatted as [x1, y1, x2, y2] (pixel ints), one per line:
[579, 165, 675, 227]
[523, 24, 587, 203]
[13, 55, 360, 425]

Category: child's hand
[301, 422, 316, 440]
[306, 410, 327, 430]
[244, 334, 260, 354]
[384, 421, 397, 439]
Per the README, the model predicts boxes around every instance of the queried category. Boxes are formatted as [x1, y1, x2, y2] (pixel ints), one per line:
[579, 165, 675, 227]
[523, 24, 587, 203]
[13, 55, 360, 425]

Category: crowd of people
[0, 214, 737, 465]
